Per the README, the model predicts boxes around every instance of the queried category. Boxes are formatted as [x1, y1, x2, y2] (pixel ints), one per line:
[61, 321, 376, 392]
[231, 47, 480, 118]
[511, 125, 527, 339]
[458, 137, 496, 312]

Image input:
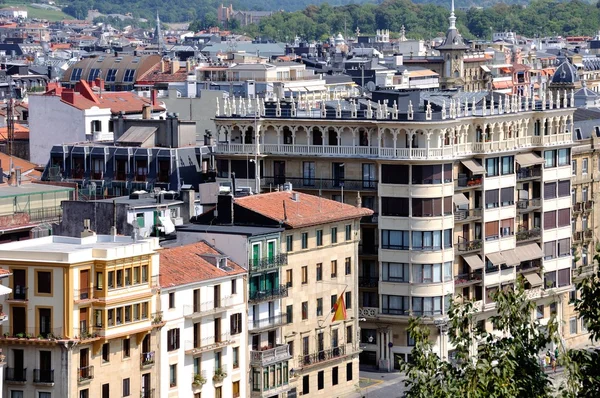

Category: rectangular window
[169, 363, 177, 387]
[233, 347, 239, 368]
[123, 69, 135, 82]
[382, 262, 409, 283]
[381, 294, 410, 315]
[231, 279, 237, 295]
[558, 268, 571, 287]
[544, 241, 556, 260]
[381, 230, 409, 250]
[303, 375, 310, 395]
[345, 225, 352, 240]
[485, 221, 499, 240]
[544, 271, 557, 289]
[316, 230, 323, 246]
[316, 263, 323, 281]
[485, 189, 499, 209]
[346, 362, 353, 381]
[302, 302, 308, 320]
[345, 291, 352, 309]
[537, 305, 544, 319]
[301, 233, 308, 249]
[332, 366, 339, 385]
[501, 156, 514, 175]
[381, 164, 409, 184]
[123, 378, 130, 397]
[316, 298, 323, 316]
[412, 198, 443, 217]
[331, 260, 338, 278]
[501, 187, 514, 206]
[331, 227, 338, 244]
[381, 197, 409, 217]
[570, 317, 577, 335]
[544, 210, 557, 230]
[102, 342, 110, 362]
[412, 230, 442, 250]
[557, 208, 570, 227]
[286, 269, 293, 287]
[37, 271, 52, 294]
[301, 266, 308, 284]
[583, 158, 589, 174]
[303, 161, 315, 185]
[486, 157, 499, 177]
[500, 218, 513, 237]
[412, 165, 444, 184]
[545, 150, 557, 168]
[286, 235, 293, 252]
[558, 180, 570, 197]
[123, 338, 130, 358]
[230, 313, 242, 335]
[286, 305, 293, 324]
[347, 325, 353, 344]
[544, 182, 557, 199]
[345, 257, 351, 275]
[169, 292, 175, 309]
[558, 148, 570, 166]
[318, 371, 324, 390]
[167, 328, 180, 351]
[331, 294, 337, 312]
[558, 238, 570, 257]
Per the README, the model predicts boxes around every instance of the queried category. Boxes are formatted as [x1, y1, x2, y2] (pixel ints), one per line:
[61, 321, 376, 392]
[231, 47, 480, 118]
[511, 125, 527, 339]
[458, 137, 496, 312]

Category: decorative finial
[449, 0, 456, 30]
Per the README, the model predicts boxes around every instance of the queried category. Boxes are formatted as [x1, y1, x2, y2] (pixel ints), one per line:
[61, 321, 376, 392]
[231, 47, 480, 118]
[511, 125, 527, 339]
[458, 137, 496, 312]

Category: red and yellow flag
[331, 293, 347, 322]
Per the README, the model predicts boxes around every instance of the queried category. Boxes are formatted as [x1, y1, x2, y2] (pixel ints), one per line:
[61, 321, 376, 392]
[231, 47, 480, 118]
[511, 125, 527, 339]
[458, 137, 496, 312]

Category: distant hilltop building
[0, 6, 27, 19]
[217, 3, 274, 27]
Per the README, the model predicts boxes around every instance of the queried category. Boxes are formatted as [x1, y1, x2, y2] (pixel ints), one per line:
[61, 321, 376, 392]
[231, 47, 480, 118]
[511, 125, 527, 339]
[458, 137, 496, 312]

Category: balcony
[78, 366, 94, 383]
[454, 208, 482, 223]
[517, 198, 542, 213]
[74, 287, 97, 302]
[7, 286, 27, 301]
[573, 264, 595, 280]
[517, 260, 542, 274]
[358, 245, 378, 256]
[249, 314, 288, 332]
[183, 296, 235, 319]
[33, 369, 54, 384]
[361, 212, 379, 224]
[358, 276, 379, 288]
[250, 344, 292, 367]
[516, 227, 541, 242]
[249, 253, 288, 272]
[584, 230, 593, 241]
[456, 238, 482, 253]
[454, 272, 483, 287]
[248, 285, 288, 304]
[584, 200, 594, 212]
[516, 167, 542, 181]
[573, 202, 582, 213]
[358, 307, 378, 318]
[261, 176, 378, 191]
[573, 231, 583, 243]
[455, 176, 483, 191]
[141, 389, 155, 398]
[185, 333, 234, 355]
[141, 351, 155, 367]
[5, 367, 26, 383]
[298, 345, 347, 369]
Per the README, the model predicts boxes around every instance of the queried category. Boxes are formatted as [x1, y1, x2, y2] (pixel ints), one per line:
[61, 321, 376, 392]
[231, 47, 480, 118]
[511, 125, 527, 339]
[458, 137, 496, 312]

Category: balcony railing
[5, 367, 26, 382]
[454, 272, 483, 287]
[517, 167, 542, 180]
[573, 231, 583, 242]
[250, 344, 292, 367]
[261, 176, 378, 191]
[74, 287, 95, 301]
[78, 366, 94, 382]
[584, 230, 593, 240]
[358, 276, 379, 288]
[516, 227, 541, 242]
[358, 245, 378, 255]
[573, 202, 583, 213]
[298, 345, 347, 368]
[517, 260, 542, 273]
[8, 286, 27, 301]
[33, 369, 54, 383]
[249, 285, 288, 304]
[358, 307, 378, 318]
[249, 253, 288, 272]
[183, 296, 235, 318]
[141, 389, 155, 398]
[454, 208, 482, 222]
[455, 176, 483, 190]
[249, 314, 288, 331]
[516, 198, 542, 212]
[185, 333, 233, 355]
[456, 238, 482, 253]
[28, 206, 63, 223]
[141, 351, 155, 367]
[584, 200, 594, 211]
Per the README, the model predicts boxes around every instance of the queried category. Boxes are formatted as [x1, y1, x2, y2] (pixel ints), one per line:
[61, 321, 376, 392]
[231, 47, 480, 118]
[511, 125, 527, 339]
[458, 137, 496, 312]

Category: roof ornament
[216, 97, 220, 117]
[407, 100, 414, 120]
[442, 100, 446, 119]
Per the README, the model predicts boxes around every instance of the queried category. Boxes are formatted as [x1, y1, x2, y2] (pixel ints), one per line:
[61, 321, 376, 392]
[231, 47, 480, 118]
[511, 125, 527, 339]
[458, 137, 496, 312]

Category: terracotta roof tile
[235, 191, 373, 229]
[159, 240, 245, 288]
[0, 123, 29, 140]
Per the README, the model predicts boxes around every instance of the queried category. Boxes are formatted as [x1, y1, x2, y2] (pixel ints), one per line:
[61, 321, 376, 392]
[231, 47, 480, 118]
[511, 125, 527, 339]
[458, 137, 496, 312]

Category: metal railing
[28, 207, 62, 223]
[250, 344, 292, 366]
[141, 351, 155, 367]
[358, 276, 378, 288]
[573, 231, 583, 242]
[249, 253, 288, 272]
[454, 208, 482, 222]
[262, 176, 378, 191]
[573, 202, 583, 212]
[141, 389, 155, 398]
[183, 297, 234, 318]
[33, 369, 54, 383]
[78, 366, 94, 382]
[516, 227, 541, 242]
[584, 230, 594, 240]
[8, 286, 27, 301]
[249, 314, 288, 331]
[2, 327, 63, 339]
[455, 176, 483, 189]
[249, 285, 288, 304]
[358, 245, 378, 255]
[5, 367, 26, 382]
[185, 333, 232, 354]
[456, 238, 482, 253]
[517, 167, 542, 180]
[454, 272, 483, 287]
[517, 260, 542, 273]
[516, 198, 542, 211]
[299, 345, 347, 368]
[584, 200, 594, 211]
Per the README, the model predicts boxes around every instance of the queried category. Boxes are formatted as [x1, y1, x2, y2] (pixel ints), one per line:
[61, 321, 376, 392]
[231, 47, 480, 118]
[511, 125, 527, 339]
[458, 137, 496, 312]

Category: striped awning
[501, 250, 520, 267]
[516, 152, 544, 167]
[486, 252, 505, 266]
[462, 254, 484, 270]
[525, 272, 543, 287]
[515, 243, 544, 262]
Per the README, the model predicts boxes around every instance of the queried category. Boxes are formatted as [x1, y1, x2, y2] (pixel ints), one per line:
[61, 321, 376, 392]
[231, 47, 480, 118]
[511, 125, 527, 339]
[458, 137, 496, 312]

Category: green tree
[401, 280, 559, 398]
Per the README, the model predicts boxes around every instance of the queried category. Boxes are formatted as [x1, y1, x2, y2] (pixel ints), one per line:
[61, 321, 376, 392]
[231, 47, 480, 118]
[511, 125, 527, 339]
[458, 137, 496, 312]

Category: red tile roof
[159, 240, 245, 288]
[235, 191, 373, 229]
[0, 153, 42, 179]
[0, 123, 28, 140]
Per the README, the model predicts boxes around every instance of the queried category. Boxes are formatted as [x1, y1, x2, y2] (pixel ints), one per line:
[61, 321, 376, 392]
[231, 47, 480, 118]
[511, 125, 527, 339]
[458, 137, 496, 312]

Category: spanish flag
[331, 293, 347, 322]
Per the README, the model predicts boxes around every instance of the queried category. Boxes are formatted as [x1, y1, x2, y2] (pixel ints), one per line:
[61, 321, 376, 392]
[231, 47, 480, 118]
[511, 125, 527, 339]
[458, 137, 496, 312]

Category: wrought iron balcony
[358, 244, 378, 255]
[249, 285, 288, 304]
[454, 272, 483, 287]
[33, 369, 54, 383]
[517, 260, 542, 273]
[249, 253, 288, 272]
[141, 351, 155, 367]
[358, 307, 378, 318]
[456, 238, 482, 253]
[8, 286, 27, 301]
[298, 345, 347, 368]
[249, 314, 288, 332]
[455, 176, 483, 190]
[78, 366, 94, 382]
[141, 388, 155, 398]
[516, 167, 542, 180]
[454, 208, 482, 223]
[516, 227, 541, 242]
[185, 333, 233, 355]
[250, 344, 292, 367]
[358, 276, 379, 288]
[5, 367, 26, 382]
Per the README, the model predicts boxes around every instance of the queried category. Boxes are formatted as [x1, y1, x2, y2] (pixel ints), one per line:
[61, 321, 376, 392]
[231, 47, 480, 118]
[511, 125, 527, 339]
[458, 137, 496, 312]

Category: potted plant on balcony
[213, 368, 227, 383]
[192, 373, 207, 388]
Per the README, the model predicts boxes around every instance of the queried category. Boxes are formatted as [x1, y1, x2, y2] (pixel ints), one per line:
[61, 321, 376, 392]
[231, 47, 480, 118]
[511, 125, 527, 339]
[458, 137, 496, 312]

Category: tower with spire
[436, 0, 469, 90]
[153, 11, 165, 54]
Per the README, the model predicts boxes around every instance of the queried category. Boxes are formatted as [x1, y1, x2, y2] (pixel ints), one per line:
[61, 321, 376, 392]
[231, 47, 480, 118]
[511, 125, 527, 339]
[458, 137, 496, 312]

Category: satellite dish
[365, 81, 376, 92]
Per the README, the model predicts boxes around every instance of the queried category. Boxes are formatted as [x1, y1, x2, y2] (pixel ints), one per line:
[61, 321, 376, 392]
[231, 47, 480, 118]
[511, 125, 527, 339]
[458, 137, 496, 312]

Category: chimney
[204, 129, 213, 146]
[181, 189, 195, 223]
[142, 104, 151, 119]
[171, 59, 180, 74]
[94, 77, 105, 92]
[81, 219, 96, 238]
[216, 193, 234, 224]
[151, 89, 158, 106]
[161, 59, 167, 73]
[291, 192, 299, 202]
[61, 89, 75, 104]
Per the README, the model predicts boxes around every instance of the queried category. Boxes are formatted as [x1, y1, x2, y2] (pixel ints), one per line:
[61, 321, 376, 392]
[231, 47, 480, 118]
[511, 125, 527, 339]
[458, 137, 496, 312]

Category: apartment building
[192, 190, 371, 396]
[0, 232, 162, 398]
[159, 241, 247, 398]
[213, 88, 579, 370]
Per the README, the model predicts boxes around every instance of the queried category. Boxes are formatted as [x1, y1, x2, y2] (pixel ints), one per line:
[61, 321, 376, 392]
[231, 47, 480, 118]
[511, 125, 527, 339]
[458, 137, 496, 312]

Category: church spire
[155, 11, 164, 54]
[449, 0, 457, 30]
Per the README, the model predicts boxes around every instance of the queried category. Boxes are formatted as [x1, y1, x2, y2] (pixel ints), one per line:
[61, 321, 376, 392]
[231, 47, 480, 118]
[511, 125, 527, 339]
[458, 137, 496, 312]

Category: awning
[461, 159, 485, 174]
[574, 63, 584, 68]
[480, 65, 491, 73]
[486, 252, 505, 266]
[462, 254, 484, 270]
[524, 272, 543, 287]
[516, 152, 544, 167]
[515, 243, 544, 262]
[500, 67, 512, 73]
[501, 250, 520, 267]
[0, 284, 11, 296]
[158, 216, 175, 234]
[453, 193, 469, 207]
[492, 81, 513, 90]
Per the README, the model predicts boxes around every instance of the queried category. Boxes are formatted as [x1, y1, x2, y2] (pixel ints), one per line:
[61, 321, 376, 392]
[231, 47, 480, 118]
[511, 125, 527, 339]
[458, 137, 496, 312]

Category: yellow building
[0, 229, 163, 398]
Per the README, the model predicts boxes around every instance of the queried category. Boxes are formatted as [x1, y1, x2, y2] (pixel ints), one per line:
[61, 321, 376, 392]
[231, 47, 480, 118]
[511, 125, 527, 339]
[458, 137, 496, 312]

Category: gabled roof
[159, 240, 245, 288]
[235, 191, 373, 229]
